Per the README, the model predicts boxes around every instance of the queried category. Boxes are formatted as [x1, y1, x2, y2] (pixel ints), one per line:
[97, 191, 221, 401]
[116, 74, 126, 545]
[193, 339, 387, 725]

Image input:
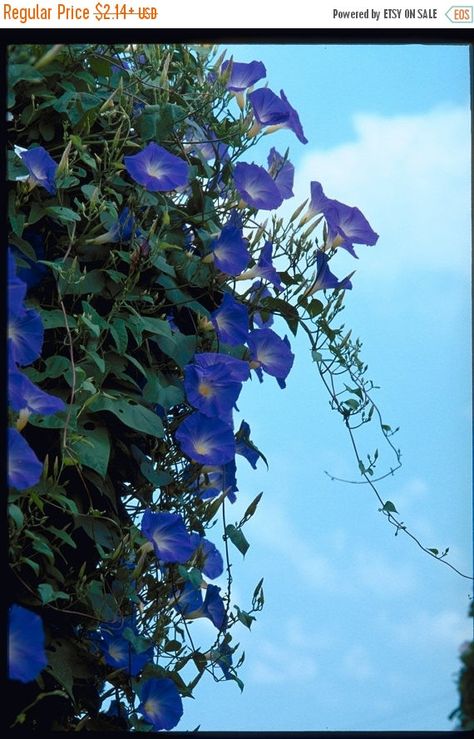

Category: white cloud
[291, 106, 471, 280]
[391, 608, 472, 650]
[248, 635, 318, 685]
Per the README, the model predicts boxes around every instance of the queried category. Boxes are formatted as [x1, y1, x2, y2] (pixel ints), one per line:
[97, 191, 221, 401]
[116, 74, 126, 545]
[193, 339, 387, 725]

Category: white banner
[0, 0, 472, 29]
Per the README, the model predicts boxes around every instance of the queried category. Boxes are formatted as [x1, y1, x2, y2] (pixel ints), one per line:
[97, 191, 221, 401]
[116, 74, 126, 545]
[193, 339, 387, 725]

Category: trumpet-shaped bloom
[99, 619, 153, 676]
[8, 307, 44, 366]
[221, 59, 266, 92]
[304, 250, 353, 296]
[97, 207, 135, 243]
[9, 366, 65, 416]
[9, 604, 47, 683]
[325, 200, 379, 257]
[302, 181, 332, 222]
[247, 328, 295, 382]
[124, 142, 189, 192]
[248, 88, 290, 126]
[20, 146, 58, 194]
[184, 353, 249, 420]
[12, 231, 47, 288]
[211, 292, 249, 346]
[267, 147, 294, 200]
[234, 162, 283, 211]
[190, 534, 224, 580]
[279, 90, 308, 144]
[176, 412, 236, 466]
[141, 510, 195, 564]
[235, 420, 262, 469]
[209, 223, 250, 276]
[138, 677, 183, 731]
[8, 251, 27, 317]
[191, 460, 238, 502]
[8, 427, 43, 490]
[187, 124, 229, 162]
[202, 584, 227, 630]
[239, 242, 283, 293]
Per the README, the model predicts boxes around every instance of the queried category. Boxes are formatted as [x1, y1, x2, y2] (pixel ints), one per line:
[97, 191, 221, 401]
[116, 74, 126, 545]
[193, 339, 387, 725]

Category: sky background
[177, 43, 472, 731]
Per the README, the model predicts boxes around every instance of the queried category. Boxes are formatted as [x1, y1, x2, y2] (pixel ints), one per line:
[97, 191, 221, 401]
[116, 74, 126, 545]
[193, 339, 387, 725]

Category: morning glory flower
[20, 146, 58, 194]
[300, 181, 332, 224]
[237, 242, 283, 293]
[192, 460, 238, 503]
[8, 306, 44, 367]
[235, 420, 263, 469]
[202, 584, 227, 630]
[99, 619, 153, 676]
[267, 147, 294, 200]
[221, 59, 266, 92]
[247, 328, 295, 382]
[138, 677, 183, 731]
[141, 510, 195, 564]
[8, 428, 43, 490]
[248, 280, 274, 328]
[176, 412, 236, 466]
[184, 353, 249, 420]
[11, 231, 47, 288]
[190, 534, 224, 580]
[208, 640, 234, 679]
[186, 123, 229, 162]
[234, 162, 283, 211]
[324, 200, 379, 257]
[124, 142, 189, 192]
[303, 250, 353, 297]
[279, 90, 308, 144]
[92, 207, 135, 244]
[8, 253, 27, 318]
[209, 223, 250, 276]
[9, 365, 65, 418]
[175, 581, 204, 615]
[211, 292, 249, 346]
[248, 88, 290, 126]
[9, 604, 47, 683]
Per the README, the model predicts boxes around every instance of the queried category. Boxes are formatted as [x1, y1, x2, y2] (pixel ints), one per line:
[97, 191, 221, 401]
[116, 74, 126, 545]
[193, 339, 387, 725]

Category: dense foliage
[8, 43, 395, 731]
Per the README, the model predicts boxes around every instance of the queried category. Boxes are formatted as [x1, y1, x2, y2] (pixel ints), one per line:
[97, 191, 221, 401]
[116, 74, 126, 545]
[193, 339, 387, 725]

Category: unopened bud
[290, 199, 308, 223]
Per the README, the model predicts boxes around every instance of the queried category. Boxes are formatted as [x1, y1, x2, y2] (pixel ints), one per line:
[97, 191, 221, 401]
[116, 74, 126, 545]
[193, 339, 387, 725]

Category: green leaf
[241, 492, 263, 524]
[86, 580, 117, 621]
[225, 524, 249, 557]
[40, 309, 77, 330]
[8, 503, 24, 529]
[235, 606, 255, 630]
[9, 63, 44, 87]
[138, 103, 186, 141]
[88, 394, 164, 437]
[49, 525, 77, 550]
[44, 206, 81, 224]
[69, 421, 111, 478]
[382, 500, 399, 514]
[139, 461, 173, 487]
[142, 374, 184, 410]
[38, 583, 69, 605]
[152, 332, 197, 369]
[74, 514, 120, 551]
[110, 318, 128, 354]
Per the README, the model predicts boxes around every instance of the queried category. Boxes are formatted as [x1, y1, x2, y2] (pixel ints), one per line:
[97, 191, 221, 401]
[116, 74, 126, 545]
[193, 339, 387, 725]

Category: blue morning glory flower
[303, 250, 353, 296]
[138, 677, 183, 731]
[20, 146, 58, 194]
[8, 253, 27, 318]
[9, 604, 47, 682]
[234, 162, 283, 211]
[301, 181, 332, 223]
[190, 534, 224, 580]
[221, 59, 266, 92]
[8, 427, 43, 490]
[8, 306, 44, 367]
[238, 242, 283, 293]
[248, 280, 274, 328]
[184, 353, 249, 420]
[202, 584, 227, 630]
[175, 412, 236, 466]
[9, 365, 65, 417]
[141, 510, 195, 564]
[187, 124, 229, 162]
[248, 88, 290, 126]
[93, 207, 135, 244]
[211, 292, 249, 346]
[209, 223, 250, 276]
[324, 200, 379, 257]
[11, 231, 47, 288]
[235, 420, 262, 469]
[279, 90, 308, 144]
[99, 618, 153, 677]
[208, 639, 234, 679]
[247, 328, 295, 382]
[124, 142, 189, 192]
[174, 581, 204, 616]
[267, 147, 294, 201]
[191, 460, 238, 503]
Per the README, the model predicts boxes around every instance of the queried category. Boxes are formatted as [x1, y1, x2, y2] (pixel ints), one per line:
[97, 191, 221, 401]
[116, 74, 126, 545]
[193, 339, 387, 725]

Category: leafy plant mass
[7, 43, 471, 731]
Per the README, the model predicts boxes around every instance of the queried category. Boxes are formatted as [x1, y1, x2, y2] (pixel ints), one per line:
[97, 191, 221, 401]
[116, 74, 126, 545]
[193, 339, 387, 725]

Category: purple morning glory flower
[138, 677, 183, 731]
[324, 200, 379, 258]
[184, 353, 249, 420]
[211, 292, 249, 346]
[279, 90, 308, 144]
[192, 460, 238, 503]
[301, 181, 332, 223]
[209, 223, 250, 276]
[8, 251, 27, 318]
[141, 510, 195, 564]
[187, 124, 229, 162]
[247, 328, 295, 382]
[190, 534, 224, 580]
[209, 640, 234, 679]
[238, 242, 283, 293]
[8, 428, 43, 490]
[9, 604, 47, 683]
[94, 207, 135, 244]
[267, 148, 294, 200]
[221, 59, 266, 92]
[8, 306, 44, 367]
[304, 250, 353, 296]
[248, 280, 274, 328]
[174, 581, 204, 616]
[235, 420, 262, 470]
[99, 619, 153, 676]
[234, 162, 283, 211]
[20, 146, 58, 194]
[175, 412, 236, 466]
[202, 584, 227, 630]
[248, 88, 290, 126]
[9, 365, 65, 416]
[124, 142, 189, 192]
[11, 231, 47, 288]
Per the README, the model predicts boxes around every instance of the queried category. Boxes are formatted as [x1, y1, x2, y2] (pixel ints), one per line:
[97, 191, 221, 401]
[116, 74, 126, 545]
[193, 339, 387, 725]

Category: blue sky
[178, 43, 471, 731]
